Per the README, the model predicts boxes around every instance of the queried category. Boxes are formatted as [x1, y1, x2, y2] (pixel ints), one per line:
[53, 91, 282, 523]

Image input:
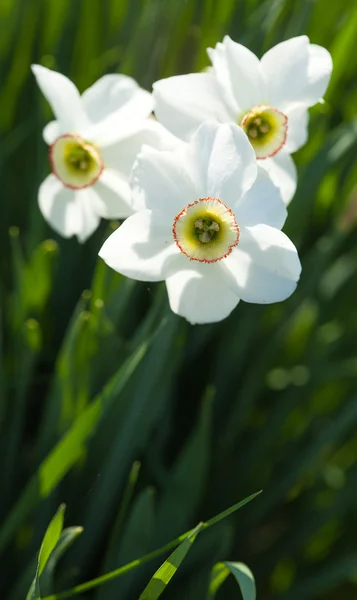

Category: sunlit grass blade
[138, 524, 203, 600]
[26, 504, 65, 600]
[40, 527, 84, 597]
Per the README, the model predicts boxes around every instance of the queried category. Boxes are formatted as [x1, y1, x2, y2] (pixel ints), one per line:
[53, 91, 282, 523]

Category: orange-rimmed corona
[49, 134, 104, 190]
[172, 197, 240, 263]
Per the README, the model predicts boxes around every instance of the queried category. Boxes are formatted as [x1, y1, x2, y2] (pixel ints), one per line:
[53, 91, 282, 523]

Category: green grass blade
[138, 523, 203, 600]
[40, 527, 84, 597]
[203, 491, 262, 529]
[26, 504, 65, 600]
[208, 561, 256, 600]
[224, 562, 256, 600]
[208, 562, 231, 599]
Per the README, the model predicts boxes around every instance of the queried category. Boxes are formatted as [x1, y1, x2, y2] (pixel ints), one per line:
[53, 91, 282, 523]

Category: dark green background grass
[1, 0, 357, 598]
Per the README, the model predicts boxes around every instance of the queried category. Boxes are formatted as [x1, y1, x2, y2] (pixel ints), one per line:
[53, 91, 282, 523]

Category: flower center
[194, 216, 220, 243]
[173, 197, 239, 263]
[240, 105, 287, 159]
[49, 134, 103, 189]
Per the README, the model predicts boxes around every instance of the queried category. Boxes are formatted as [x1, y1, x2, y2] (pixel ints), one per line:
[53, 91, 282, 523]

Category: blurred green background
[1, 0, 357, 598]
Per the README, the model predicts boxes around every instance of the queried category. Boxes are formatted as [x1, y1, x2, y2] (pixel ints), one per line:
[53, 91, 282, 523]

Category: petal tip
[31, 63, 45, 78]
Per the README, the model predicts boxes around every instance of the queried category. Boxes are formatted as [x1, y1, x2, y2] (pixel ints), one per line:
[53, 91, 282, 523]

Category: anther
[199, 232, 212, 243]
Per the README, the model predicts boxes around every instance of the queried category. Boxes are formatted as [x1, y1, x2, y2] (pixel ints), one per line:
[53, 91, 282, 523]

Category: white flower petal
[187, 121, 257, 204]
[99, 209, 179, 281]
[93, 170, 133, 219]
[207, 42, 240, 116]
[166, 262, 239, 324]
[224, 224, 301, 303]
[43, 120, 61, 145]
[82, 74, 154, 145]
[261, 36, 332, 111]
[213, 36, 264, 114]
[38, 174, 100, 242]
[82, 74, 153, 122]
[306, 43, 333, 104]
[234, 167, 287, 229]
[259, 151, 297, 206]
[74, 188, 102, 242]
[32, 65, 88, 133]
[101, 119, 179, 177]
[130, 144, 196, 216]
[153, 72, 231, 141]
[285, 105, 309, 153]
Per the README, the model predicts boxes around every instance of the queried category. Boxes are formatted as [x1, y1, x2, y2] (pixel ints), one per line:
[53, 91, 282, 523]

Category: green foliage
[38, 493, 259, 599]
[209, 561, 256, 600]
[26, 504, 66, 600]
[138, 524, 203, 600]
[1, 0, 357, 599]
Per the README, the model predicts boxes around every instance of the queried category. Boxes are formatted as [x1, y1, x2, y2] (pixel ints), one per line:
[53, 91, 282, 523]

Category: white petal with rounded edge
[38, 174, 100, 242]
[43, 120, 61, 145]
[261, 36, 332, 111]
[306, 44, 333, 103]
[234, 167, 287, 229]
[261, 36, 309, 110]
[259, 151, 297, 206]
[207, 42, 239, 115]
[99, 209, 179, 281]
[166, 261, 240, 324]
[93, 169, 133, 219]
[32, 65, 88, 133]
[214, 36, 264, 114]
[153, 72, 231, 141]
[224, 224, 301, 303]
[285, 105, 309, 153]
[130, 143, 196, 216]
[101, 118, 180, 177]
[74, 188, 102, 242]
[82, 74, 154, 145]
[82, 74, 153, 122]
[187, 121, 257, 204]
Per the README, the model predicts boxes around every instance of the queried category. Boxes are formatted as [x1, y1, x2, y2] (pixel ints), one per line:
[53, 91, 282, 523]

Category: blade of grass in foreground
[40, 527, 84, 597]
[208, 561, 256, 600]
[26, 504, 65, 600]
[138, 523, 203, 600]
[42, 491, 261, 599]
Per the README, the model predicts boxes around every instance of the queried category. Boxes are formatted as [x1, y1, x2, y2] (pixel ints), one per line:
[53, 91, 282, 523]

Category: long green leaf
[40, 527, 84, 596]
[138, 523, 203, 600]
[26, 505, 65, 600]
[208, 561, 256, 600]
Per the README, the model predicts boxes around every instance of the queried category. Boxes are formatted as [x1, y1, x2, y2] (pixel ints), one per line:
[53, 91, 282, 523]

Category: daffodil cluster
[33, 35, 332, 324]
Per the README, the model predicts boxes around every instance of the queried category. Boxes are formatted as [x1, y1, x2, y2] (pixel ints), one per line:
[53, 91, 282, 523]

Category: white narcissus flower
[99, 121, 301, 325]
[153, 35, 333, 205]
[32, 65, 175, 242]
